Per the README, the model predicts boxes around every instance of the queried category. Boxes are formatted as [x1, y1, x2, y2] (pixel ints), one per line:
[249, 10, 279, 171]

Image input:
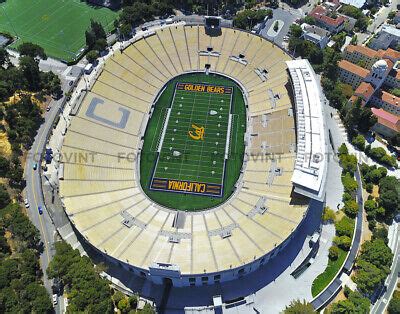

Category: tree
[117, 298, 130, 313]
[379, 190, 399, 217]
[128, 295, 138, 309]
[304, 16, 316, 25]
[331, 290, 370, 313]
[142, 303, 156, 314]
[359, 239, 393, 272]
[120, 23, 132, 39]
[335, 216, 354, 237]
[341, 173, 358, 194]
[86, 50, 99, 64]
[0, 47, 9, 67]
[19, 56, 41, 91]
[90, 19, 106, 40]
[289, 24, 303, 38]
[47, 241, 113, 313]
[284, 299, 316, 313]
[0, 184, 11, 208]
[388, 291, 400, 314]
[351, 134, 365, 151]
[338, 143, 348, 157]
[0, 156, 10, 177]
[322, 206, 336, 223]
[372, 226, 388, 244]
[331, 299, 356, 313]
[333, 235, 352, 251]
[354, 260, 386, 294]
[17, 42, 47, 60]
[350, 35, 358, 45]
[329, 246, 340, 260]
[364, 199, 377, 216]
[40, 71, 62, 97]
[343, 199, 358, 218]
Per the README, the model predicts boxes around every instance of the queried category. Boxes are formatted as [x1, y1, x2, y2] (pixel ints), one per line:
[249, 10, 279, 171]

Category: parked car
[46, 105, 51, 112]
[33, 163, 37, 170]
[24, 199, 29, 208]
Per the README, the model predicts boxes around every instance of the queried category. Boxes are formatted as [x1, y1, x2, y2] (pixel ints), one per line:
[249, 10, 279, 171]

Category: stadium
[59, 20, 327, 289]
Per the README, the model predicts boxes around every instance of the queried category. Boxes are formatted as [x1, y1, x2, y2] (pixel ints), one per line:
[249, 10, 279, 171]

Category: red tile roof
[379, 90, 400, 108]
[354, 82, 375, 100]
[372, 108, 400, 132]
[338, 60, 370, 78]
[377, 48, 400, 60]
[346, 45, 377, 58]
[309, 6, 346, 28]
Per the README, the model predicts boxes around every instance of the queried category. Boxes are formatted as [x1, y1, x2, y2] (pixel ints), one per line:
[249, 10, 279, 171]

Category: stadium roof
[286, 59, 327, 201]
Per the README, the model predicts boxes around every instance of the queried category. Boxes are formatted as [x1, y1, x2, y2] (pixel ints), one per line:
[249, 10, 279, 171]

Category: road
[368, 1, 399, 34]
[24, 79, 71, 313]
[371, 222, 400, 314]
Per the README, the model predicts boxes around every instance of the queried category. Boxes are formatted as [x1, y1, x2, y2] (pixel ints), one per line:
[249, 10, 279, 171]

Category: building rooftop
[372, 107, 400, 132]
[377, 48, 400, 61]
[339, 0, 366, 8]
[381, 24, 400, 37]
[301, 23, 330, 38]
[354, 82, 375, 100]
[379, 90, 400, 107]
[346, 44, 377, 58]
[286, 59, 327, 201]
[338, 59, 370, 78]
[310, 6, 346, 28]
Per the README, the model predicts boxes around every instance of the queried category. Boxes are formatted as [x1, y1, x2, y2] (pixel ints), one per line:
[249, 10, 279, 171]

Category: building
[371, 90, 400, 116]
[343, 44, 400, 68]
[309, 6, 347, 33]
[338, 45, 400, 139]
[394, 11, 400, 25]
[369, 25, 400, 50]
[341, 45, 400, 90]
[339, 0, 366, 9]
[371, 108, 400, 137]
[338, 59, 369, 89]
[301, 23, 330, 48]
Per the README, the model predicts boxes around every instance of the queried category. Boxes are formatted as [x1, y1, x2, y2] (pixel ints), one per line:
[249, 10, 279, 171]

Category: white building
[301, 23, 330, 48]
[369, 25, 400, 50]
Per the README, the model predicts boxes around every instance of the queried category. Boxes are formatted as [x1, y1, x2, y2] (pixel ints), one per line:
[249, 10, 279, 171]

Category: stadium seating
[59, 25, 307, 278]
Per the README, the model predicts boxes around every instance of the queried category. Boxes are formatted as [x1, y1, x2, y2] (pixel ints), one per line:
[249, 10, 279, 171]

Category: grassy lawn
[140, 73, 246, 211]
[311, 248, 347, 297]
[0, 0, 117, 62]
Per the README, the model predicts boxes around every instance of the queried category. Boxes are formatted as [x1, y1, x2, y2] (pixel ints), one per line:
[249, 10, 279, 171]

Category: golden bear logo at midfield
[188, 124, 205, 140]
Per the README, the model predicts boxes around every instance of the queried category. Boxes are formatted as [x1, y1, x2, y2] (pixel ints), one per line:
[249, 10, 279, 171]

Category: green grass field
[141, 73, 246, 211]
[0, 0, 117, 62]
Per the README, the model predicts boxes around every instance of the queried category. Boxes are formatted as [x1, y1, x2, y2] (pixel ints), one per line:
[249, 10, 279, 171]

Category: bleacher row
[60, 25, 308, 275]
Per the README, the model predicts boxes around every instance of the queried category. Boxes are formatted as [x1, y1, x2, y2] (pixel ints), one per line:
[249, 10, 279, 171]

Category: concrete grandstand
[57, 24, 327, 291]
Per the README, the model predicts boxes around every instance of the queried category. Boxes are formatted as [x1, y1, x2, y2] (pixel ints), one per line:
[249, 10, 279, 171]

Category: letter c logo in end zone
[150, 178, 223, 197]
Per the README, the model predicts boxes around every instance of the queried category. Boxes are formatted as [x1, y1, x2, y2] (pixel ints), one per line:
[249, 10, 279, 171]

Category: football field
[0, 0, 117, 62]
[140, 73, 246, 211]
[150, 82, 233, 197]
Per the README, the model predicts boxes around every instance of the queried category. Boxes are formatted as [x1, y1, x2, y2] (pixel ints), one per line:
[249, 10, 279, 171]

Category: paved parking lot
[259, 8, 299, 47]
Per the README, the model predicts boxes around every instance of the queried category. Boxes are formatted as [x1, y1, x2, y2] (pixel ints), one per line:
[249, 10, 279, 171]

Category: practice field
[150, 82, 233, 197]
[141, 73, 246, 211]
[0, 0, 117, 62]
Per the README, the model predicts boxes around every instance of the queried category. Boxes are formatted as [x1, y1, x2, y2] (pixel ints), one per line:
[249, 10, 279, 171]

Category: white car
[24, 199, 29, 208]
[52, 294, 58, 306]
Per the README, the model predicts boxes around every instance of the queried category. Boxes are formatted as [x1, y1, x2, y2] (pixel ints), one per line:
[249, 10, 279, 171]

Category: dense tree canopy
[284, 299, 317, 313]
[47, 241, 113, 313]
